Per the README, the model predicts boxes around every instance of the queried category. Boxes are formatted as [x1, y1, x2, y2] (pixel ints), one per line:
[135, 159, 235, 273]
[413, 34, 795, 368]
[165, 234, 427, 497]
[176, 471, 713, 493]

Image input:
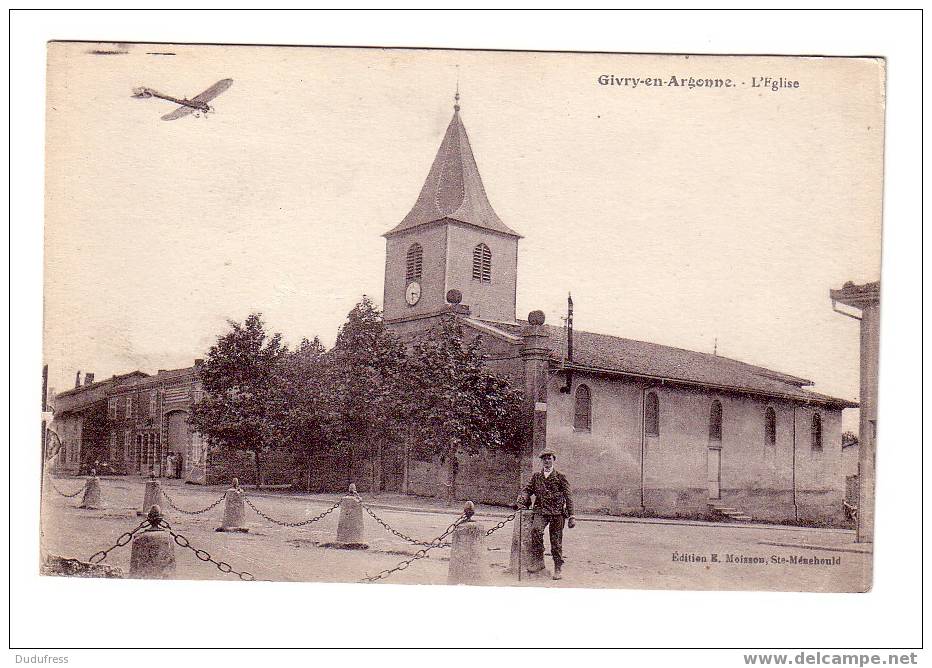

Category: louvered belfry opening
[472, 243, 491, 282]
[406, 243, 423, 281]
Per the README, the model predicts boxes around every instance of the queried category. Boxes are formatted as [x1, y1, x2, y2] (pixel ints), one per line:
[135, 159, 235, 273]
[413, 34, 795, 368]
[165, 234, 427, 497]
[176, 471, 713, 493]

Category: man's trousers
[528, 512, 565, 570]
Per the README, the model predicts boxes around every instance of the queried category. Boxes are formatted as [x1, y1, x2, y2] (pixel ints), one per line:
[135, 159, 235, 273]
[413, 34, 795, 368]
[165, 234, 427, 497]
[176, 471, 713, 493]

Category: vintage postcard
[41, 42, 883, 592]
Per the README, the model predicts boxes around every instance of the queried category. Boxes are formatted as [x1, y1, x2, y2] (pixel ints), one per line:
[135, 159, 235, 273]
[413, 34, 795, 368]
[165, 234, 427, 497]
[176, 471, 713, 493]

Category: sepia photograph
[39, 41, 885, 595]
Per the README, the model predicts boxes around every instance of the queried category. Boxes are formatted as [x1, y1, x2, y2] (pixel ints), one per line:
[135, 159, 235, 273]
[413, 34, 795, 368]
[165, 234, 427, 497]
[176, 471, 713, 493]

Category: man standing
[516, 448, 576, 580]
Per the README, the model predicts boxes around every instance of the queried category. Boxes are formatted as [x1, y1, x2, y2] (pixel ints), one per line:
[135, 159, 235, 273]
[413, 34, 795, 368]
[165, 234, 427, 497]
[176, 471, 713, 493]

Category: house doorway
[707, 446, 722, 499]
[166, 411, 191, 478]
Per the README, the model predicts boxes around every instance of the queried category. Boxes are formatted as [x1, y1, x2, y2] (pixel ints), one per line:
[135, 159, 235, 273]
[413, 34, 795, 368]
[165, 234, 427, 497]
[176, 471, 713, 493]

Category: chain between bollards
[155, 517, 258, 581]
[243, 494, 341, 527]
[160, 487, 228, 515]
[357, 500, 452, 548]
[485, 510, 518, 536]
[360, 503, 471, 583]
[48, 479, 89, 498]
[87, 517, 151, 563]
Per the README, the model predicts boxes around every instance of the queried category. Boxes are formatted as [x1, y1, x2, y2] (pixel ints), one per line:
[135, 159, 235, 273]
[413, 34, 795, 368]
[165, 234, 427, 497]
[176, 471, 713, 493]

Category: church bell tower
[382, 93, 521, 331]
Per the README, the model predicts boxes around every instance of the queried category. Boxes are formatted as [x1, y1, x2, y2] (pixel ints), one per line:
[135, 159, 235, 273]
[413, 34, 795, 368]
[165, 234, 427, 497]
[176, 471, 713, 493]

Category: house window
[149, 390, 158, 417]
[124, 431, 132, 463]
[472, 243, 492, 282]
[406, 243, 423, 281]
[124, 396, 133, 419]
[765, 407, 776, 447]
[645, 391, 660, 437]
[709, 400, 723, 442]
[108, 398, 117, 419]
[811, 413, 823, 451]
[573, 384, 591, 431]
[110, 432, 118, 460]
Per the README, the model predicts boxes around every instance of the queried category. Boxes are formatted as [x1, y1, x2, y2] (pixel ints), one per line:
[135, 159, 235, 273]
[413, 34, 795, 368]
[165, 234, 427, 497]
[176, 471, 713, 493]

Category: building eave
[555, 362, 858, 409]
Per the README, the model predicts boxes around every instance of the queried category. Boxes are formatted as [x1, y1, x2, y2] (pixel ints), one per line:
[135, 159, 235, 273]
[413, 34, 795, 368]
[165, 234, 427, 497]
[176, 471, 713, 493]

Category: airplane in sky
[132, 78, 233, 120]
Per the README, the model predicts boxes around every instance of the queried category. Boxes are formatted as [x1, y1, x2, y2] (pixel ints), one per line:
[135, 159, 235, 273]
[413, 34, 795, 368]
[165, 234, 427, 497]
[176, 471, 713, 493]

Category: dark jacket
[519, 470, 574, 517]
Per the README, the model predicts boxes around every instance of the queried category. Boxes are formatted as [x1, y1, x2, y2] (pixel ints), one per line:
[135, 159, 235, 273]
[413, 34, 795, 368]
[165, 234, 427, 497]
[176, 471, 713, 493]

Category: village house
[48, 370, 147, 475]
[103, 362, 299, 487]
[374, 97, 856, 526]
[104, 362, 209, 482]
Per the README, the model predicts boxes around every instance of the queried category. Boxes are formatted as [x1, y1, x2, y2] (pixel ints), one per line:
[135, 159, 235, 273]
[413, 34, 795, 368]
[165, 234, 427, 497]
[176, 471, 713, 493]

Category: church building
[381, 96, 856, 526]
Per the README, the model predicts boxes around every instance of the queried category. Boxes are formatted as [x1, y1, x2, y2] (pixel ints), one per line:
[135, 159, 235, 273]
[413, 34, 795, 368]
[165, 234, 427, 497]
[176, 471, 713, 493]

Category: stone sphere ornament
[528, 310, 546, 326]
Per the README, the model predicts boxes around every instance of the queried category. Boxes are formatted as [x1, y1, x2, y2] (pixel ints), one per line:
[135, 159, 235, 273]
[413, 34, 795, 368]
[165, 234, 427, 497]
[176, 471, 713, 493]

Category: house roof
[53, 370, 149, 413]
[830, 280, 880, 309]
[109, 366, 197, 393]
[384, 104, 521, 239]
[483, 320, 857, 408]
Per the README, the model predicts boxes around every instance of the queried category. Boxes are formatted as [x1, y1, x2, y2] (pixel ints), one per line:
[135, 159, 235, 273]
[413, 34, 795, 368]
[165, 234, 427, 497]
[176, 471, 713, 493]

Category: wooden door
[708, 447, 721, 499]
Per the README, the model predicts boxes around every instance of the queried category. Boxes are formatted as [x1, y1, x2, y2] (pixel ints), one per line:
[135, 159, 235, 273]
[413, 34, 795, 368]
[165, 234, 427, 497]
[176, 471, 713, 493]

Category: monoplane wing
[158, 78, 233, 121]
[161, 105, 196, 121]
[191, 78, 234, 104]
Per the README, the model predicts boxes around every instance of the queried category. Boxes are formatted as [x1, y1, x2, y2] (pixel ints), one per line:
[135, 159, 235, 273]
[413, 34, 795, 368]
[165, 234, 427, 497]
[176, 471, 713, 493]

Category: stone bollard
[448, 501, 485, 585]
[507, 508, 550, 579]
[216, 478, 248, 533]
[129, 505, 176, 579]
[137, 474, 161, 517]
[325, 484, 368, 549]
[79, 470, 102, 509]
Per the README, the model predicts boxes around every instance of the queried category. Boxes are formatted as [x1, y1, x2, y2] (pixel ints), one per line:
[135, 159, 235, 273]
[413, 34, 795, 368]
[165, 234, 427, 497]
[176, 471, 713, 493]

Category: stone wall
[205, 446, 303, 488]
[545, 372, 847, 525]
[406, 449, 520, 506]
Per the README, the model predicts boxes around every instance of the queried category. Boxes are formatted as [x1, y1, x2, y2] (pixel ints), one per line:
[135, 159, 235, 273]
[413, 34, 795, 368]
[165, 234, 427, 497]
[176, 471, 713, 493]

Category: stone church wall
[444, 222, 518, 323]
[545, 372, 846, 526]
[383, 224, 449, 322]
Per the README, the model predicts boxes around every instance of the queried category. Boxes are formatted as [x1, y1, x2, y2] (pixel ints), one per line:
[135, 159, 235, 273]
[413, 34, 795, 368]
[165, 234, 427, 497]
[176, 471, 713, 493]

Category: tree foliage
[842, 430, 859, 448]
[190, 313, 287, 486]
[328, 296, 409, 489]
[404, 318, 524, 498]
[268, 336, 340, 489]
[192, 299, 524, 496]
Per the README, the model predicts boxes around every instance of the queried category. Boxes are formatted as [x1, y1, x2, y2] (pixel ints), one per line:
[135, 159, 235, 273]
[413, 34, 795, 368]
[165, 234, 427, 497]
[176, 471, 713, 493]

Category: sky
[44, 44, 883, 430]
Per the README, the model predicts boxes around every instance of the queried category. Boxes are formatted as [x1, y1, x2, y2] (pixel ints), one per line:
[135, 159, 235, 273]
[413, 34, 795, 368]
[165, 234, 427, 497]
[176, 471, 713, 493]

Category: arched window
[765, 407, 776, 447]
[574, 384, 591, 431]
[405, 243, 423, 281]
[811, 413, 823, 451]
[709, 400, 723, 442]
[645, 391, 660, 436]
[472, 243, 492, 282]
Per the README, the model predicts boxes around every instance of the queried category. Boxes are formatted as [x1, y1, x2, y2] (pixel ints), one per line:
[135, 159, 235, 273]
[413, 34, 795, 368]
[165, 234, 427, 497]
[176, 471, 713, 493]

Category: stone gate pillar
[520, 311, 551, 489]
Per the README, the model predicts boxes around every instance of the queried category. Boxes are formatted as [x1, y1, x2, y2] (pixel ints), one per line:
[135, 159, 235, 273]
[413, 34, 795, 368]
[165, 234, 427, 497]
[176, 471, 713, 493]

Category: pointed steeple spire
[385, 97, 521, 238]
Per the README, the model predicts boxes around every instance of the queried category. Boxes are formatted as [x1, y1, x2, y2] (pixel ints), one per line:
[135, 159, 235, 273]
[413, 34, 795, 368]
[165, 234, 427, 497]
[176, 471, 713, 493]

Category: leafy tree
[190, 313, 286, 487]
[268, 337, 340, 490]
[328, 296, 408, 492]
[404, 317, 523, 501]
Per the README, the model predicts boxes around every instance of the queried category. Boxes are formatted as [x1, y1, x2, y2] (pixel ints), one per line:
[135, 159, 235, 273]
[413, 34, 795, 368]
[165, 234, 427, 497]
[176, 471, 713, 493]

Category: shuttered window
[406, 243, 423, 281]
[709, 400, 723, 442]
[811, 413, 822, 451]
[765, 407, 776, 447]
[645, 391, 660, 436]
[472, 243, 492, 282]
[574, 384, 591, 431]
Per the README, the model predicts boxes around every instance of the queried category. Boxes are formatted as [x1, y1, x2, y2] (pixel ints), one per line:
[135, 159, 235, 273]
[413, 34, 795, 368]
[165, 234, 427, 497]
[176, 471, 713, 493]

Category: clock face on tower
[405, 281, 421, 306]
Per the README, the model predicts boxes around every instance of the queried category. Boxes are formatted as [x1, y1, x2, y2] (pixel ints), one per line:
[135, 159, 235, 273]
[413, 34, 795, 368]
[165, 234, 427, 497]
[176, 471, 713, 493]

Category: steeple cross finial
[454, 75, 460, 112]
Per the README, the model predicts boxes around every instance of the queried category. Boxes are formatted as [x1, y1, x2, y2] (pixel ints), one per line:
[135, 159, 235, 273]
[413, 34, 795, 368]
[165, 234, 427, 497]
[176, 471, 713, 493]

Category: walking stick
[517, 508, 523, 583]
